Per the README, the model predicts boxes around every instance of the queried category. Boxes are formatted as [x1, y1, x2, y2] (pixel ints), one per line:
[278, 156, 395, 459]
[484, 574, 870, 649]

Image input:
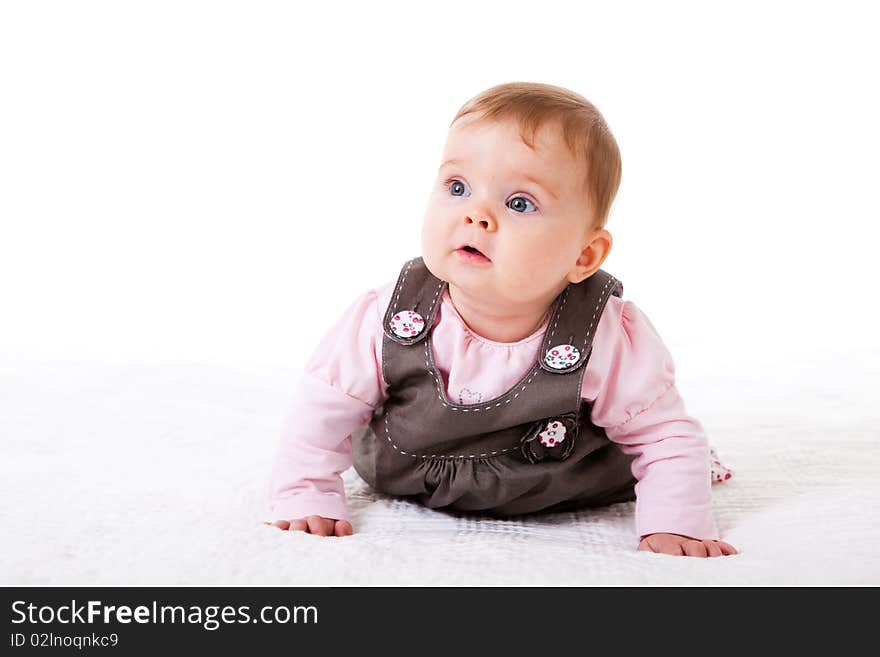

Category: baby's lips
[458, 243, 492, 260]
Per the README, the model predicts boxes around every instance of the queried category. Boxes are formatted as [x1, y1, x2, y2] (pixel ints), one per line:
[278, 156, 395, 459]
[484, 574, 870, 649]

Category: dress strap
[538, 270, 623, 375]
[381, 257, 448, 346]
[380, 257, 621, 368]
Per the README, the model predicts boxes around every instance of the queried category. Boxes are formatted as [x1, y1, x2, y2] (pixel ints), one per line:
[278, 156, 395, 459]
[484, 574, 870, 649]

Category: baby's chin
[423, 250, 496, 288]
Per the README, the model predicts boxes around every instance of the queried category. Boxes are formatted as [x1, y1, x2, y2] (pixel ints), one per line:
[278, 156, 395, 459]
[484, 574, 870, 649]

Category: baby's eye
[442, 178, 538, 214]
[444, 178, 469, 197]
[508, 196, 537, 213]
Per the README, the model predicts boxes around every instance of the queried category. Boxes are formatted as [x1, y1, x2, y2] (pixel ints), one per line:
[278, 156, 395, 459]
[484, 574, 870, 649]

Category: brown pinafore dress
[351, 257, 638, 517]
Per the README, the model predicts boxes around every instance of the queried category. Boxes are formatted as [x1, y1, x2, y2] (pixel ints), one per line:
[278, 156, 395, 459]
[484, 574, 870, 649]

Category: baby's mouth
[456, 245, 491, 263]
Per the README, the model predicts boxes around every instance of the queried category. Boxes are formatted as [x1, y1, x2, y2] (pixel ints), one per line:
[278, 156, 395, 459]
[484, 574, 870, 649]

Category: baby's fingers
[266, 517, 351, 536]
[265, 519, 308, 532]
[637, 536, 684, 556]
[288, 519, 310, 532]
[682, 541, 708, 558]
[305, 515, 336, 536]
[704, 541, 723, 558]
[716, 540, 738, 555]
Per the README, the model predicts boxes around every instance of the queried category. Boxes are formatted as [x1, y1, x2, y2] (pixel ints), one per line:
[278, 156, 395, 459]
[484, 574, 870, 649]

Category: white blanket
[2, 346, 878, 586]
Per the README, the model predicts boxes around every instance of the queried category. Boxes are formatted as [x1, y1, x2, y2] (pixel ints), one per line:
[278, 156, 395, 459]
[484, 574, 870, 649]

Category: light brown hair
[450, 81, 622, 230]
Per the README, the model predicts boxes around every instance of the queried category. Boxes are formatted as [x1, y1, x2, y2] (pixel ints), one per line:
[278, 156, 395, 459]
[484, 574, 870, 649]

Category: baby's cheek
[507, 239, 559, 284]
[421, 223, 445, 265]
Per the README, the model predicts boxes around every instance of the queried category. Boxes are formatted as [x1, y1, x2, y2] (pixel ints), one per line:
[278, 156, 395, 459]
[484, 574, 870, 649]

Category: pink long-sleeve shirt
[268, 277, 720, 541]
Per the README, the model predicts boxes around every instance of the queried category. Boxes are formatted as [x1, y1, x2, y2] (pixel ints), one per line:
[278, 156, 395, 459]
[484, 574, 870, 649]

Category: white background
[2, 1, 879, 586]
[1, 0, 877, 372]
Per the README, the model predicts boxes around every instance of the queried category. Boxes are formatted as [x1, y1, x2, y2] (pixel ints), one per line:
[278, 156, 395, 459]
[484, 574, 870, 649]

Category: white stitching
[388, 258, 414, 316]
[425, 280, 444, 321]
[381, 408, 519, 460]
[381, 265, 523, 459]
[424, 339, 540, 411]
[543, 274, 616, 371]
[544, 286, 569, 348]
[389, 270, 444, 344]
[379, 262, 607, 460]
[581, 276, 615, 357]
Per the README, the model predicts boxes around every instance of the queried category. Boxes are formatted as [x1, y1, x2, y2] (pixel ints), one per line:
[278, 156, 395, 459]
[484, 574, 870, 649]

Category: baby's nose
[464, 214, 496, 231]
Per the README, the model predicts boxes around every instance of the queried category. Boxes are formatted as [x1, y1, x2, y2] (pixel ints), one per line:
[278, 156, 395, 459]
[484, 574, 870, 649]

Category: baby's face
[421, 115, 600, 310]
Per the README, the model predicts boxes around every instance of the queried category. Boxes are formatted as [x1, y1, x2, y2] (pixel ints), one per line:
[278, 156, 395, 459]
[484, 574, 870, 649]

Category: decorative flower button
[538, 420, 566, 447]
[544, 344, 580, 370]
[389, 310, 425, 338]
[520, 413, 578, 464]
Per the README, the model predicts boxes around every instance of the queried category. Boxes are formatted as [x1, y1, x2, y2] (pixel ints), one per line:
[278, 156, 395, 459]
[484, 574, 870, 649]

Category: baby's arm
[267, 371, 375, 535]
[618, 383, 738, 557]
[587, 298, 737, 557]
[266, 289, 387, 536]
[605, 381, 735, 556]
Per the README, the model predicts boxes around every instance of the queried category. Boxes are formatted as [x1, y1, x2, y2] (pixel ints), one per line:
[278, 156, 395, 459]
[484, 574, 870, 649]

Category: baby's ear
[567, 228, 612, 283]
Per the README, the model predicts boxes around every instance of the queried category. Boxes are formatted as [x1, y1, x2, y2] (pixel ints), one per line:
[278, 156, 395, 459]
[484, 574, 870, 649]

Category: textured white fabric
[2, 345, 878, 586]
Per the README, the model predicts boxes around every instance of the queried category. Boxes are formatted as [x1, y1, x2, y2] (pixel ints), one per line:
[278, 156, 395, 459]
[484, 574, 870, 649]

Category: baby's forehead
[442, 118, 581, 195]
[444, 117, 573, 167]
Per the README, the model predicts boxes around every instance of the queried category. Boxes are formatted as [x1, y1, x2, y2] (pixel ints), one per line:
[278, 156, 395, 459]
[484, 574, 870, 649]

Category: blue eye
[442, 177, 538, 213]
[444, 178, 469, 197]
[443, 178, 465, 196]
[508, 196, 536, 213]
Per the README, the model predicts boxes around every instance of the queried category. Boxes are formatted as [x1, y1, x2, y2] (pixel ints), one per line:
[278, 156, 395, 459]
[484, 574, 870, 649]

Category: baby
[266, 82, 737, 558]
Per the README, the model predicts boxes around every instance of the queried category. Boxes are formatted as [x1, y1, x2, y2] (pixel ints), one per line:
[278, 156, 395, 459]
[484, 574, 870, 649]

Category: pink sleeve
[267, 289, 387, 522]
[582, 298, 719, 542]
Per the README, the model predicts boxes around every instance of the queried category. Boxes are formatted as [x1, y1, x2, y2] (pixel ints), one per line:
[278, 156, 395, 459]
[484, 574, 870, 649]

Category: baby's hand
[265, 515, 354, 537]
[637, 533, 737, 557]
